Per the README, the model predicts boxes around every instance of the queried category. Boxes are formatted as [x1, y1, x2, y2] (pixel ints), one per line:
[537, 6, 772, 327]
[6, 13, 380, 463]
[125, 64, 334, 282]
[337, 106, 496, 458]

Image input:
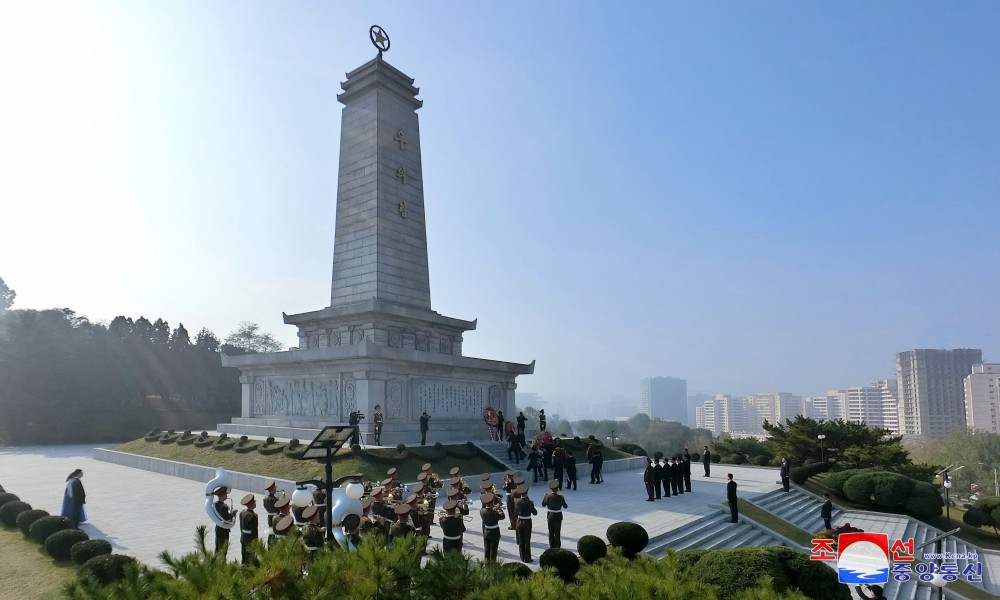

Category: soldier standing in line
[238, 494, 259, 565]
[727, 473, 739, 523]
[262, 480, 279, 527]
[301, 505, 324, 557]
[660, 457, 671, 498]
[212, 487, 235, 554]
[271, 514, 294, 545]
[652, 457, 663, 499]
[542, 480, 568, 548]
[479, 492, 504, 563]
[390, 504, 415, 542]
[539, 409, 546, 432]
[673, 456, 685, 495]
[565, 451, 578, 490]
[703, 446, 712, 477]
[514, 484, 538, 563]
[683, 448, 693, 492]
[313, 481, 328, 530]
[270, 497, 291, 546]
[438, 499, 466, 552]
[644, 459, 656, 501]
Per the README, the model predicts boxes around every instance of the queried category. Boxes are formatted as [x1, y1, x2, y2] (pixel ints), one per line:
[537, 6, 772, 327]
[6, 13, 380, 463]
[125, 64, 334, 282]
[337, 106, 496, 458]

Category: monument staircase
[750, 487, 998, 600]
[474, 441, 521, 472]
[216, 418, 324, 443]
[643, 508, 793, 556]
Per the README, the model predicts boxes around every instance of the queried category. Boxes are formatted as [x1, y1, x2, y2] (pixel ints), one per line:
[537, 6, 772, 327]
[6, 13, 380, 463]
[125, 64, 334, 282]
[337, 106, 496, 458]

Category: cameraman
[349, 410, 364, 446]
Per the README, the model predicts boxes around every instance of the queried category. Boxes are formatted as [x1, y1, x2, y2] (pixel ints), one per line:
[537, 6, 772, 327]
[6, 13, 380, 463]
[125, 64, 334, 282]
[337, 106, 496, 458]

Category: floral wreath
[483, 406, 499, 427]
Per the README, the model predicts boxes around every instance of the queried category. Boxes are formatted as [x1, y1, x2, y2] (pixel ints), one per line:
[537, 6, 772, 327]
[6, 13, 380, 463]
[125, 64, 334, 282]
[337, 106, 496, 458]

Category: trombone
[437, 510, 474, 522]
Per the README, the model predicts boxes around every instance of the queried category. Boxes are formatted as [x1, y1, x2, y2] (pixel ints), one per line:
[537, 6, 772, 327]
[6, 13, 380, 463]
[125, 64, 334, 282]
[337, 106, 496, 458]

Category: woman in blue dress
[60, 469, 86, 526]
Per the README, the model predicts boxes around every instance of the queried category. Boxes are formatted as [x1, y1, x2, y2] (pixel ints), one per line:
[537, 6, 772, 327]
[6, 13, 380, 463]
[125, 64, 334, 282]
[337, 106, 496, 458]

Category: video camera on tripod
[348, 411, 365, 426]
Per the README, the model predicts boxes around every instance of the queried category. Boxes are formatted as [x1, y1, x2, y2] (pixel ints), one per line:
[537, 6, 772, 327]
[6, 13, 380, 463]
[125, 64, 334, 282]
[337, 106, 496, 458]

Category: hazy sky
[2, 2, 998, 406]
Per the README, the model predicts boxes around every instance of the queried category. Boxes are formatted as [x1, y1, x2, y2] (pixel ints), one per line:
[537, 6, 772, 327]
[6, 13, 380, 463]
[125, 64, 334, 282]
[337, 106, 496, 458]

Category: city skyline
[3, 3, 998, 405]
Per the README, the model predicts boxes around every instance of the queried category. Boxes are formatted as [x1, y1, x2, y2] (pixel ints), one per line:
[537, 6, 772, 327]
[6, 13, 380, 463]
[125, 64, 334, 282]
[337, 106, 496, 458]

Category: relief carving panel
[386, 378, 405, 419]
[343, 375, 357, 415]
[251, 377, 340, 419]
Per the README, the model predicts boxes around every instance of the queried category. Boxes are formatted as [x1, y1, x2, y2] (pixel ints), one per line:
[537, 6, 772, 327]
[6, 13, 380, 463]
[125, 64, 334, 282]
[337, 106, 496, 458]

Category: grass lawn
[0, 526, 77, 600]
[114, 437, 507, 483]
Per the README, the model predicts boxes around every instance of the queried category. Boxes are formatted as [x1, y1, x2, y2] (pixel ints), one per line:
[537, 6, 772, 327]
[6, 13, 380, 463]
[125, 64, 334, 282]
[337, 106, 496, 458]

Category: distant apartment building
[896, 348, 983, 438]
[639, 376, 688, 422]
[873, 379, 900, 433]
[696, 394, 753, 435]
[747, 392, 804, 433]
[965, 364, 1000, 433]
[687, 393, 714, 429]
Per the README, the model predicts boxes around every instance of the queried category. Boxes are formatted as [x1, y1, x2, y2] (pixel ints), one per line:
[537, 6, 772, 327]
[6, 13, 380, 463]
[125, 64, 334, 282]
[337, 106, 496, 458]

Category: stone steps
[643, 509, 791, 557]
[754, 488, 845, 534]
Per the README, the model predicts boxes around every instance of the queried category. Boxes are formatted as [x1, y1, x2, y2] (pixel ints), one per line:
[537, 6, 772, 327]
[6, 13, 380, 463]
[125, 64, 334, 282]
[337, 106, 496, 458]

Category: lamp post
[978, 462, 999, 497]
[817, 434, 826, 462]
[607, 429, 618, 448]
[944, 477, 952, 522]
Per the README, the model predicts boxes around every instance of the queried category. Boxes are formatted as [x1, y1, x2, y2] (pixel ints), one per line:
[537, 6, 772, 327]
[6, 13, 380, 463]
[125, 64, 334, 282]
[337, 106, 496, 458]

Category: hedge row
[826, 468, 942, 518]
[790, 461, 833, 485]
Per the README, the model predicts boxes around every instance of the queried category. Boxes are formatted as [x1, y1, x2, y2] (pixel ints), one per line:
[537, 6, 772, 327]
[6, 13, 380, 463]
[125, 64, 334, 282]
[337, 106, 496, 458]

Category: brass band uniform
[438, 499, 466, 552]
[479, 492, 504, 563]
[238, 494, 258, 565]
[513, 484, 538, 563]
[211, 486, 236, 553]
[301, 505, 324, 557]
[542, 480, 568, 548]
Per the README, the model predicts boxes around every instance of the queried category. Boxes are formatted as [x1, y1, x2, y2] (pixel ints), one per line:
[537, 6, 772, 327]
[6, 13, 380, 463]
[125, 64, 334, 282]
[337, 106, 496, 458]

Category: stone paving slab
[0, 445, 780, 569]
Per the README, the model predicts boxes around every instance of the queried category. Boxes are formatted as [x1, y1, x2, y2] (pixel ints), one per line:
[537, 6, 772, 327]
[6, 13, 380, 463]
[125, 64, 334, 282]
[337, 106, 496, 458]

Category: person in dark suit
[726, 474, 739, 523]
[673, 456, 684, 495]
[644, 459, 655, 501]
[780, 457, 791, 492]
[373, 404, 384, 445]
[539, 409, 546, 432]
[652, 457, 663, 499]
[238, 494, 258, 565]
[516, 412, 527, 437]
[661, 458, 671, 497]
[682, 448, 692, 492]
[703, 446, 712, 477]
[565, 451, 578, 490]
[591, 450, 604, 483]
[821, 493, 834, 530]
[669, 458, 681, 496]
[419, 411, 430, 445]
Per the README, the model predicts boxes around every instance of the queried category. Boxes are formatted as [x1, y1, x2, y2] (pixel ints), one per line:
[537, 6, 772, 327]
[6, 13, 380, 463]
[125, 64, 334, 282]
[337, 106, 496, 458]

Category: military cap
[264, 480, 277, 491]
[480, 480, 493, 490]
[480, 492, 496, 505]
[274, 515, 294, 535]
[416, 472, 428, 481]
[442, 499, 458, 512]
[404, 493, 417, 505]
[274, 497, 290, 509]
[410, 482, 424, 494]
[480, 473, 492, 481]
[446, 488, 459, 498]
[547, 480, 560, 491]
[381, 478, 393, 487]
[212, 486, 229, 496]
[504, 470, 515, 477]
[241, 493, 255, 506]
[361, 497, 374, 510]
[302, 505, 318, 520]
[387, 467, 398, 477]
[450, 477, 462, 486]
[449, 467, 460, 476]
[422, 463, 432, 471]
[515, 484, 529, 495]
[394, 504, 411, 515]
[369, 486, 385, 497]
[513, 476, 526, 485]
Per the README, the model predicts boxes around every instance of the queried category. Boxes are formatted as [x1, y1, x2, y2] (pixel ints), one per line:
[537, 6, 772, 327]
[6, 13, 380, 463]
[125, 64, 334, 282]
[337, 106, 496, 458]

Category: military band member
[262, 480, 279, 526]
[270, 497, 291, 546]
[389, 504, 415, 542]
[369, 486, 390, 522]
[312, 482, 328, 529]
[502, 471, 518, 530]
[301, 505, 324, 557]
[438, 499, 466, 552]
[360, 497, 388, 538]
[514, 484, 538, 563]
[479, 492, 504, 563]
[239, 494, 259, 565]
[212, 486, 235, 553]
[387, 467, 402, 491]
[542, 480, 568, 548]
[272, 514, 294, 544]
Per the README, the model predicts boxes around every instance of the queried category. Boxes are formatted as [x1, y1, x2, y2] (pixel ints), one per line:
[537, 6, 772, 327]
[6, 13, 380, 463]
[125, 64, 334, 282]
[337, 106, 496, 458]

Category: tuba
[204, 467, 236, 529]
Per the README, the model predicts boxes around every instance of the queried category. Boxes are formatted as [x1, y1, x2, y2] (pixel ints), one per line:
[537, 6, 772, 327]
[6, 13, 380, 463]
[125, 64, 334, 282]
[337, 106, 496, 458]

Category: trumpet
[438, 510, 474, 521]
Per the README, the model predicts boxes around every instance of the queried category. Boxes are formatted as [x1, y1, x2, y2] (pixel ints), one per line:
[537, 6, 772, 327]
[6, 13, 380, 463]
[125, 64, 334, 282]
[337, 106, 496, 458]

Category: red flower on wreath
[483, 407, 499, 427]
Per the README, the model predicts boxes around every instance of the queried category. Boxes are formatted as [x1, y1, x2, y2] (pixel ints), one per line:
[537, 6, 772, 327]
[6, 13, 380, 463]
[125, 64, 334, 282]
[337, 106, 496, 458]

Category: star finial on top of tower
[369, 25, 390, 57]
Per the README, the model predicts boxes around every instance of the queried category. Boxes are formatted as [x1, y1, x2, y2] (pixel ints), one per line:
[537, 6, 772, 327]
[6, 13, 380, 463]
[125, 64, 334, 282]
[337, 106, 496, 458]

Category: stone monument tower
[221, 29, 534, 444]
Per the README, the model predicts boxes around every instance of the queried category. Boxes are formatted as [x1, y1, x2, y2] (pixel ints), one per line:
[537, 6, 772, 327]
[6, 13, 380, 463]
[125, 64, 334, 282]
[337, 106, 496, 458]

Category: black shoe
[646, 499, 654, 502]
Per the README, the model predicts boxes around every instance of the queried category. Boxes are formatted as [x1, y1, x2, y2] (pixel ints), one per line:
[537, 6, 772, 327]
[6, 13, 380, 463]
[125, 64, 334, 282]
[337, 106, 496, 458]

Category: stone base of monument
[216, 416, 506, 447]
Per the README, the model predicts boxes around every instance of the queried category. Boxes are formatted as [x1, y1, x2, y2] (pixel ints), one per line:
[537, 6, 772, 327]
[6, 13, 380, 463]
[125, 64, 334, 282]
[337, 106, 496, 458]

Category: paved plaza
[0, 445, 781, 568]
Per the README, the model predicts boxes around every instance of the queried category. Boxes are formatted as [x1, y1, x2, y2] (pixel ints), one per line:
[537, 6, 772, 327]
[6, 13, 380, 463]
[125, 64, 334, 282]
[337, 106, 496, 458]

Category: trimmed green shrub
[824, 469, 861, 494]
[234, 439, 260, 453]
[606, 522, 649, 558]
[803, 458, 817, 465]
[45, 528, 89, 560]
[265, 436, 276, 445]
[259, 443, 285, 456]
[16, 509, 49, 535]
[434, 442, 444, 450]
[790, 461, 833, 485]
[539, 547, 580, 581]
[904, 481, 942, 518]
[502, 561, 534, 579]
[143, 429, 161, 441]
[29, 515, 74, 544]
[754, 455, 770, 466]
[615, 443, 647, 457]
[213, 437, 236, 450]
[0, 483, 4, 493]
[843, 472, 876, 504]
[397, 443, 407, 452]
[193, 435, 215, 448]
[711, 453, 721, 463]
[683, 546, 849, 600]
[691, 452, 700, 462]
[0, 500, 31, 527]
[674, 548, 710, 572]
[871, 472, 915, 508]
[79, 553, 137, 584]
[289, 438, 301, 447]
[727, 454, 746, 465]
[577, 534, 607, 564]
[71, 539, 113, 565]
[0, 492, 20, 508]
